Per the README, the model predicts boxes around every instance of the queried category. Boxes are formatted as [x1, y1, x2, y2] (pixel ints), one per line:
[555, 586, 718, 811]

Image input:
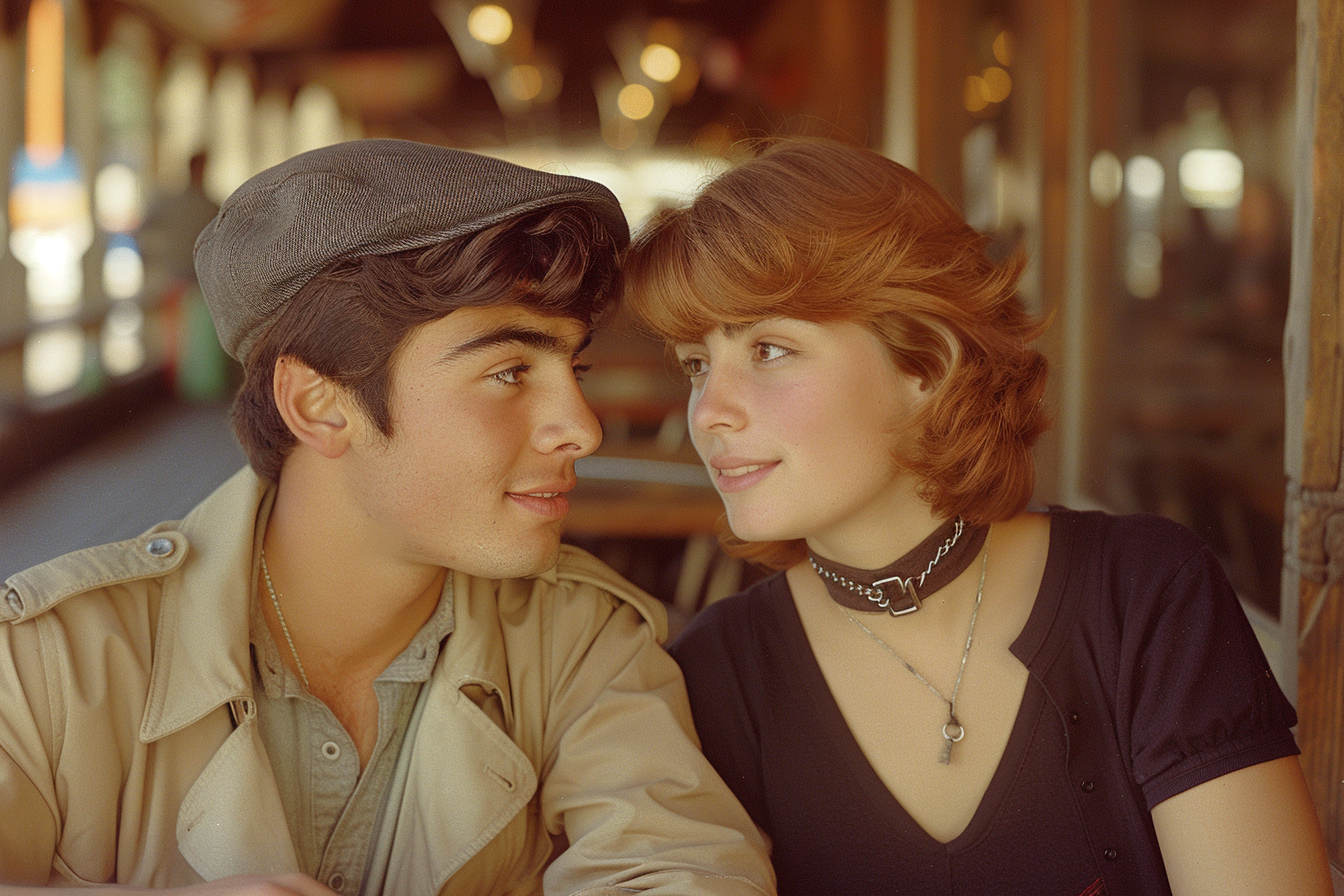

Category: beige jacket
[0, 468, 772, 895]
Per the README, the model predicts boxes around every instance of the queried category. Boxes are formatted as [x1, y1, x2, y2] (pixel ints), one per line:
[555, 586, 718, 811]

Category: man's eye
[679, 357, 707, 378]
[491, 364, 529, 385]
[572, 363, 592, 381]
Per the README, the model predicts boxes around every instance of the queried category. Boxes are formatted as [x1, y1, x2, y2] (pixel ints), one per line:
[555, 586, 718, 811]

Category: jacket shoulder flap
[2, 528, 189, 624]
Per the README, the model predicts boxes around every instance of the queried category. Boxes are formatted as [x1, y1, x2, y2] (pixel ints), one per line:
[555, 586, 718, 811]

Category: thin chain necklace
[260, 549, 311, 690]
[841, 530, 991, 764]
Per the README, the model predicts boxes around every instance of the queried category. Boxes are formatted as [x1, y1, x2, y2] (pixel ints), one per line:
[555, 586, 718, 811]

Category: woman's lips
[712, 460, 779, 493]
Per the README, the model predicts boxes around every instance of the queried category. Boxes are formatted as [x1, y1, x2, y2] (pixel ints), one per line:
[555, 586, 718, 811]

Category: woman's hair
[232, 204, 623, 482]
[623, 137, 1050, 569]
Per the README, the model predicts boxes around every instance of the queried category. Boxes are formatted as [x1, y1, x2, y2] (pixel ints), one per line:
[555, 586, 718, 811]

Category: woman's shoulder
[1045, 504, 1214, 581]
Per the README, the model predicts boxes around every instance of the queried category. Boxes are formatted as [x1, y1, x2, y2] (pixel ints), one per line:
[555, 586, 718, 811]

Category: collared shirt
[249, 559, 456, 895]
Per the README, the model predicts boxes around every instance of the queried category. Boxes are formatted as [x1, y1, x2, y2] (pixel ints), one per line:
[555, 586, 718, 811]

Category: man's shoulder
[505, 544, 668, 642]
[2, 466, 263, 627]
[2, 528, 189, 625]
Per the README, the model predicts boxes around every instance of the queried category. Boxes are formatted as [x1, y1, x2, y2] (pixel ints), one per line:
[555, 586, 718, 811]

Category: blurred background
[5, 0, 1344, 876]
[0, 0, 1297, 649]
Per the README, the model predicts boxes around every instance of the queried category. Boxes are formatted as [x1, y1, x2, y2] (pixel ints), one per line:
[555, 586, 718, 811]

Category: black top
[670, 508, 1299, 895]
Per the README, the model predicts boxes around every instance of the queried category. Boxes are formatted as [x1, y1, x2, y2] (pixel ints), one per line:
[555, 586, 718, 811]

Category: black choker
[809, 517, 990, 616]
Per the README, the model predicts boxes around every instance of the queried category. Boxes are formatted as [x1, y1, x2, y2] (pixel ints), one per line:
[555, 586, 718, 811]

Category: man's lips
[506, 483, 574, 519]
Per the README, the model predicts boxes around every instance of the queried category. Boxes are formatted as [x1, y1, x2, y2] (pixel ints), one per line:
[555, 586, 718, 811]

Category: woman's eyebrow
[721, 321, 761, 338]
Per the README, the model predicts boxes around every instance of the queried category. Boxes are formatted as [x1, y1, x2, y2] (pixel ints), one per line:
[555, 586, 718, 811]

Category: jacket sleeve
[529, 558, 775, 896]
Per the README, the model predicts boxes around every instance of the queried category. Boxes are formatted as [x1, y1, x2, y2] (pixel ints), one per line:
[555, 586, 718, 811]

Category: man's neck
[260, 457, 445, 691]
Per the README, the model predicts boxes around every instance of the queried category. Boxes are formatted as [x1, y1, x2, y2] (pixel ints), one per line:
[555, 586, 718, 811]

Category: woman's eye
[756, 342, 791, 362]
[491, 364, 530, 385]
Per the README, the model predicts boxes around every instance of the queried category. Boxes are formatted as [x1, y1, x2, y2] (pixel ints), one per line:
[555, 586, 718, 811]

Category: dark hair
[624, 138, 1050, 569]
[232, 204, 622, 481]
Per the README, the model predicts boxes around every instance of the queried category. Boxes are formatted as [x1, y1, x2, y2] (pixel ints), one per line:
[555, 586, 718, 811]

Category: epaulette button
[147, 538, 175, 558]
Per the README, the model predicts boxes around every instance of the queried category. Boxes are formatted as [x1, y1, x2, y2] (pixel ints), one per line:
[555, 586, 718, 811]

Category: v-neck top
[670, 508, 1299, 895]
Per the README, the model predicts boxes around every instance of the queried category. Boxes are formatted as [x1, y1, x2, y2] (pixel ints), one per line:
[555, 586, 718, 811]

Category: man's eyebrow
[438, 325, 593, 363]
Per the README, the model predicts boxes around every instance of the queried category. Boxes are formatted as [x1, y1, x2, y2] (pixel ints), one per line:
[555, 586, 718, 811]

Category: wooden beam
[1286, 0, 1344, 867]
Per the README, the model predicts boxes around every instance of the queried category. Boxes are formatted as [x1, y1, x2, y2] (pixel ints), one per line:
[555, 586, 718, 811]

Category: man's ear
[273, 356, 352, 459]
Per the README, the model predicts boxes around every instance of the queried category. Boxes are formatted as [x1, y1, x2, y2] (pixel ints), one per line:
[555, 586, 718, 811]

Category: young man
[0, 140, 772, 895]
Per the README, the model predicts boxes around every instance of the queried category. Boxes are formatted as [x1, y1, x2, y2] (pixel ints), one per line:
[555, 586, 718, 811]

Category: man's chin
[453, 541, 561, 580]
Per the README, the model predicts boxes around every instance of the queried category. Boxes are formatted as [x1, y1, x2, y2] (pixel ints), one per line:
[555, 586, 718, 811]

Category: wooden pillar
[1009, 0, 1080, 504]
[912, 0, 973, 200]
[1286, 0, 1344, 868]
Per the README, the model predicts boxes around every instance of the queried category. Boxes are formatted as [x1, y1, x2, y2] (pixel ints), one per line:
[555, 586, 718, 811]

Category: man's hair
[232, 204, 622, 482]
[623, 138, 1050, 570]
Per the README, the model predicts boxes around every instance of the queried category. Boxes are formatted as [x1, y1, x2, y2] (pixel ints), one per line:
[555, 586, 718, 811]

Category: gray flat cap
[194, 138, 629, 362]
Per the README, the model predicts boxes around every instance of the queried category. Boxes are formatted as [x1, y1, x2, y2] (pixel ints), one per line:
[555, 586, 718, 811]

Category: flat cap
[194, 138, 629, 362]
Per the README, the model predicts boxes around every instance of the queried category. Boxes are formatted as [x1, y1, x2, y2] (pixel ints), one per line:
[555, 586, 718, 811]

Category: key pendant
[940, 712, 965, 765]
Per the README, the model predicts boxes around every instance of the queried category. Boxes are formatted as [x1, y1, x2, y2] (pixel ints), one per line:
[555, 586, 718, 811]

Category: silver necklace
[260, 549, 311, 690]
[841, 530, 990, 764]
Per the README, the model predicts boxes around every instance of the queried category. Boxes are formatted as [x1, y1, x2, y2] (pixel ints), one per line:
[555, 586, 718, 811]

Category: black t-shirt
[670, 508, 1299, 895]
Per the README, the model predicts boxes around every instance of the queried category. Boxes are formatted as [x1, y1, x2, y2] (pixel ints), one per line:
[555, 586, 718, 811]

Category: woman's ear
[272, 356, 352, 459]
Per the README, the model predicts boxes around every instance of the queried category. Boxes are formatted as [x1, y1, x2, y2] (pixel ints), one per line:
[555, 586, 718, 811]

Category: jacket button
[147, 538, 174, 557]
[5, 592, 22, 615]
[321, 741, 341, 760]
[1069, 711, 1080, 724]
[1103, 848, 1118, 861]
[328, 874, 345, 891]
[1081, 780, 1095, 792]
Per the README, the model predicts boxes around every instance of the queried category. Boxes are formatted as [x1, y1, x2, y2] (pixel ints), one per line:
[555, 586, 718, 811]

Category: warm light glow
[640, 44, 681, 83]
[102, 236, 144, 300]
[981, 66, 1011, 103]
[1125, 231, 1163, 299]
[25, 0, 65, 164]
[617, 83, 656, 120]
[94, 163, 142, 233]
[25, 324, 85, 397]
[101, 300, 146, 376]
[9, 212, 91, 320]
[156, 46, 209, 193]
[290, 82, 344, 158]
[1178, 148, 1243, 209]
[603, 117, 639, 150]
[993, 30, 1013, 66]
[963, 76, 989, 113]
[647, 17, 684, 49]
[1089, 150, 1124, 207]
[504, 64, 543, 101]
[467, 4, 513, 45]
[1124, 155, 1164, 204]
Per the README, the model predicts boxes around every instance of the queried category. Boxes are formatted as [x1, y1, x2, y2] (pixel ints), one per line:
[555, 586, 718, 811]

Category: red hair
[623, 138, 1050, 570]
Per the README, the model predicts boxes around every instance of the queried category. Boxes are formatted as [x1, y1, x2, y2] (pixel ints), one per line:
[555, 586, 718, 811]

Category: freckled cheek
[760, 380, 832, 432]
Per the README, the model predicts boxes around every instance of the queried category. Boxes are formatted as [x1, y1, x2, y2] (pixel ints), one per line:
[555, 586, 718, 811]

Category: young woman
[623, 138, 1332, 896]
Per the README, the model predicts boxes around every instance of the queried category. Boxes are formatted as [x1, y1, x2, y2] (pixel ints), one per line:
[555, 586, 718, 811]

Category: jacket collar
[140, 466, 272, 742]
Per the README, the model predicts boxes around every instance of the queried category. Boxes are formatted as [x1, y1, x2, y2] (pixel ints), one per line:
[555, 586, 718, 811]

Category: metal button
[1103, 848, 1118, 861]
[321, 741, 341, 760]
[147, 538, 174, 557]
[1081, 780, 1095, 792]
[5, 592, 22, 615]
[1069, 711, 1080, 724]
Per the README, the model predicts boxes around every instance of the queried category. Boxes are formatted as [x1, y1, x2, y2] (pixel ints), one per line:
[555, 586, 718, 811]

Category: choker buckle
[871, 575, 922, 615]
